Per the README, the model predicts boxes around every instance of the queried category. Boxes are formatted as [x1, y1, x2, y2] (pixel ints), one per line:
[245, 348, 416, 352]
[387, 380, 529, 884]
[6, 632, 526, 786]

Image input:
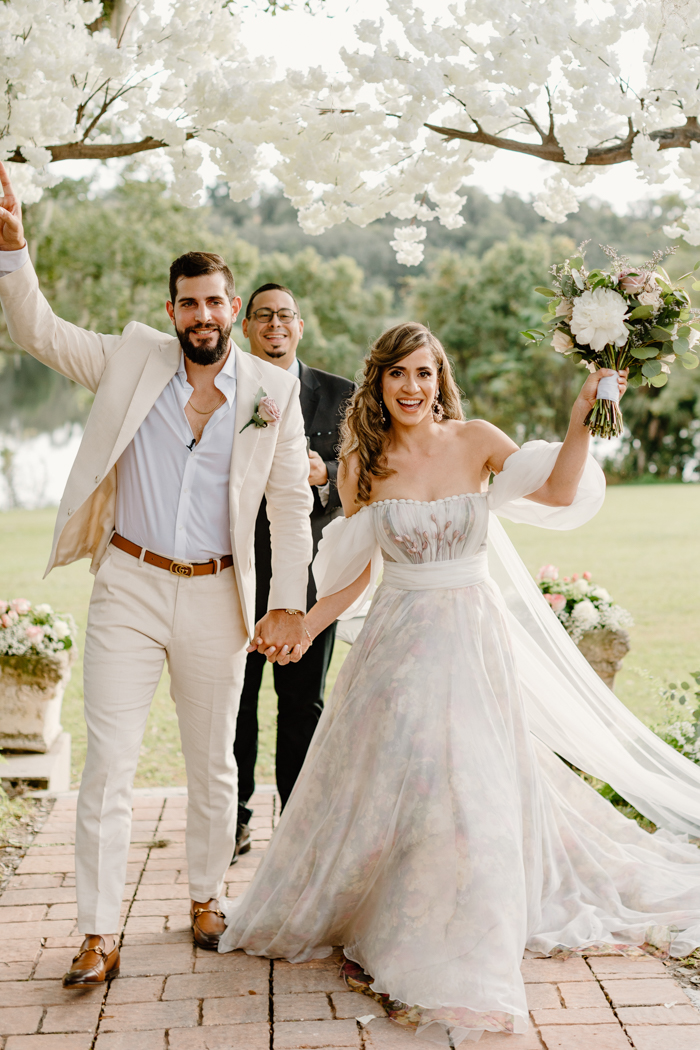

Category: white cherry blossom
[5, 0, 700, 263]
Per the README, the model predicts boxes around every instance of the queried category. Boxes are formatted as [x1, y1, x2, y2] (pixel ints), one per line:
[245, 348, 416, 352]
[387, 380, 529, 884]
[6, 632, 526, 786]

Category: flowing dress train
[219, 442, 700, 1046]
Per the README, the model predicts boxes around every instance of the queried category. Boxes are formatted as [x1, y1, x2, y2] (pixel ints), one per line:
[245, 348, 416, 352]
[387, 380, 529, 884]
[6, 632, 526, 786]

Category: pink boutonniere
[240, 387, 281, 432]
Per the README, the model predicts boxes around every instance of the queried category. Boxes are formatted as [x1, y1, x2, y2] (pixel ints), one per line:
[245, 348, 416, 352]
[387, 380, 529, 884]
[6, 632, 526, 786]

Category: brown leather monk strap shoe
[62, 936, 120, 987]
[191, 899, 226, 951]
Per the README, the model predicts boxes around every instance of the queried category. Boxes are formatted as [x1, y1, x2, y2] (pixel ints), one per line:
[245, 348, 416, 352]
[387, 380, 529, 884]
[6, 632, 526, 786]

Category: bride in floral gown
[219, 322, 700, 1045]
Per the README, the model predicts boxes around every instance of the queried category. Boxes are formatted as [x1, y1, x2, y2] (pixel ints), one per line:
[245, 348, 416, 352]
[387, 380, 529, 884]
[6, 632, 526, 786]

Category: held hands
[0, 163, 26, 252]
[308, 450, 328, 487]
[573, 368, 628, 419]
[246, 609, 313, 664]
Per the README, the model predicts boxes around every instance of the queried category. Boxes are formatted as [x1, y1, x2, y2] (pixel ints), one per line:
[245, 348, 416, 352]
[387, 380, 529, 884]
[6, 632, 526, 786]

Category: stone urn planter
[0, 649, 76, 752]
[576, 628, 630, 691]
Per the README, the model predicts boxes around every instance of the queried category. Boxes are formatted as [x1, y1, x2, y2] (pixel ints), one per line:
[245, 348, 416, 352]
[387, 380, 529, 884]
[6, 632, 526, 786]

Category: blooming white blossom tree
[5, 0, 700, 263]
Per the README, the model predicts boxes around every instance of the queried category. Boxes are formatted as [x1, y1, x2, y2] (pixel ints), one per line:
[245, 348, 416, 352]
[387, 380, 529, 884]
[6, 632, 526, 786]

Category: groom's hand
[0, 163, 27, 251]
[247, 609, 305, 663]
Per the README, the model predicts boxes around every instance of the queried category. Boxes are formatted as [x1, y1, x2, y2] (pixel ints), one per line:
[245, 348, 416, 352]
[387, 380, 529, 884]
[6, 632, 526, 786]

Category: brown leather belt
[111, 533, 233, 578]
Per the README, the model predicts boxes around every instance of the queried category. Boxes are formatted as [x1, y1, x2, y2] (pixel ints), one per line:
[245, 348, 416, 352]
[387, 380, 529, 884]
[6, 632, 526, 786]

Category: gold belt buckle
[170, 560, 194, 577]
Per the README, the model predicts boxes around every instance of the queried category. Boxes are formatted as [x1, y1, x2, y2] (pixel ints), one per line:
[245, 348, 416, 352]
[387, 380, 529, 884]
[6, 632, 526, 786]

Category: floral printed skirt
[220, 579, 700, 1046]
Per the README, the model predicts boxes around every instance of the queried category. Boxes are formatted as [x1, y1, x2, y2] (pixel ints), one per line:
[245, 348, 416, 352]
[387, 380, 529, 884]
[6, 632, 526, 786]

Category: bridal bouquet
[0, 599, 76, 658]
[522, 244, 700, 437]
[536, 566, 633, 645]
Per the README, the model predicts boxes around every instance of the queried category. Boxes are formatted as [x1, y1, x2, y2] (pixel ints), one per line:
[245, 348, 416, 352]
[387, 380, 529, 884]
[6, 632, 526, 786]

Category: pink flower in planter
[1, 610, 18, 627]
[25, 624, 44, 643]
[0, 600, 8, 614]
[545, 593, 567, 614]
[537, 564, 559, 582]
[583, 571, 592, 581]
[10, 598, 31, 615]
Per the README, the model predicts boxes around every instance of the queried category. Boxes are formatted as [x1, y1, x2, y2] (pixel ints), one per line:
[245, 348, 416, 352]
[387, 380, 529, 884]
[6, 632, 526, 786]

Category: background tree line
[1, 176, 699, 482]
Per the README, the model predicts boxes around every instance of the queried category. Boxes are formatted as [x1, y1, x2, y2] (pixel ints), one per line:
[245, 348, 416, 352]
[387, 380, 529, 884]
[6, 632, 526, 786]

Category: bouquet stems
[583, 398, 623, 438]
[583, 348, 628, 439]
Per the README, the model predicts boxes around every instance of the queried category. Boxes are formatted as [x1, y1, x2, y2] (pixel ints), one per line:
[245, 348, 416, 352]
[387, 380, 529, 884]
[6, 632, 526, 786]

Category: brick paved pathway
[1, 789, 699, 1048]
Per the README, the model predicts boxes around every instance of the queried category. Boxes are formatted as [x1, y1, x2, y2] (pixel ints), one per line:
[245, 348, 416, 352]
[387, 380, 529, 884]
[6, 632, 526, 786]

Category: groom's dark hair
[169, 252, 236, 304]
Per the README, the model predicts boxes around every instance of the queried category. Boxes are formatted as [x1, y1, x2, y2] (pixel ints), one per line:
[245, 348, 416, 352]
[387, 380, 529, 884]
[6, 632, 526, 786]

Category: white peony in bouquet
[523, 244, 700, 437]
[535, 565, 633, 645]
[0, 599, 76, 658]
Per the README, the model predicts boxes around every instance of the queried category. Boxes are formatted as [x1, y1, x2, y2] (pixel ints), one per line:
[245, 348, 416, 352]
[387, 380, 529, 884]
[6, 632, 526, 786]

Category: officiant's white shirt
[115, 348, 237, 561]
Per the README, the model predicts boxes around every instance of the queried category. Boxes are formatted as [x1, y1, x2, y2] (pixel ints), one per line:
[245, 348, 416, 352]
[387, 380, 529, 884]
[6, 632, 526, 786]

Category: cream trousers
[76, 546, 248, 933]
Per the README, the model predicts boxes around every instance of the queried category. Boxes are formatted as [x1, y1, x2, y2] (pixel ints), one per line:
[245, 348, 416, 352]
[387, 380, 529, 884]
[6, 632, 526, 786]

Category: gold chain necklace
[187, 393, 226, 416]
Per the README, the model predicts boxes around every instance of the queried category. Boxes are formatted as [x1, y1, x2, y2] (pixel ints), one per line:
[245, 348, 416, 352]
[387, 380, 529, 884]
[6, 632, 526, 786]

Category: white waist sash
[381, 552, 489, 591]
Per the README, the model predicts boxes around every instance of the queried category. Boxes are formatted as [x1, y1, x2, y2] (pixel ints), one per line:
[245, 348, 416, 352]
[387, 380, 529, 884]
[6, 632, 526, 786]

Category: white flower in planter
[52, 620, 71, 640]
[571, 599, 600, 631]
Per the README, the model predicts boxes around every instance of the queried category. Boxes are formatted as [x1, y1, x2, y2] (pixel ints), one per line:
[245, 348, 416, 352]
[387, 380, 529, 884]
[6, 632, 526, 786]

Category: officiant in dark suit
[233, 282, 355, 855]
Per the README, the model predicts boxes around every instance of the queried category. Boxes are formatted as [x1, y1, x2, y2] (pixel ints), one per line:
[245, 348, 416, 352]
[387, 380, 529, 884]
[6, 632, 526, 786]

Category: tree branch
[423, 115, 700, 166]
[7, 115, 700, 170]
[6, 136, 193, 163]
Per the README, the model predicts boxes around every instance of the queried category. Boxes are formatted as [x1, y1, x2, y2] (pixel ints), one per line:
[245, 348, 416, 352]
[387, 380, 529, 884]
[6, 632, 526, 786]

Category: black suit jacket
[253, 360, 356, 619]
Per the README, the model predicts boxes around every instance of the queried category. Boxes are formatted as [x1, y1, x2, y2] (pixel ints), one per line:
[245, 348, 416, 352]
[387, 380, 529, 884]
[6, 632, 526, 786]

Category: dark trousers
[234, 621, 336, 825]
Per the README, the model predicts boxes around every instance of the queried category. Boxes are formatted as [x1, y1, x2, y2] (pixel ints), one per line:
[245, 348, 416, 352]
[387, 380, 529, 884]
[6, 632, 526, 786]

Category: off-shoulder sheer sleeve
[312, 510, 382, 620]
[487, 439, 605, 530]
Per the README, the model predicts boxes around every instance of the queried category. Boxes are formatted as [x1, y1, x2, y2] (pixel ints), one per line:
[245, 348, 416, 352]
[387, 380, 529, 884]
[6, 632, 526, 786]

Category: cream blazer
[0, 260, 314, 639]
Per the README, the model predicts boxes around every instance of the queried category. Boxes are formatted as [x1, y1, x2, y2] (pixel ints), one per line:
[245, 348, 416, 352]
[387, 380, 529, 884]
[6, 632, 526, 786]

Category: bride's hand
[574, 367, 628, 418]
[275, 624, 313, 665]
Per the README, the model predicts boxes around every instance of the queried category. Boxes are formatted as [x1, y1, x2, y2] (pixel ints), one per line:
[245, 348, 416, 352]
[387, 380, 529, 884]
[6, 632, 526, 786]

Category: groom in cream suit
[0, 164, 313, 985]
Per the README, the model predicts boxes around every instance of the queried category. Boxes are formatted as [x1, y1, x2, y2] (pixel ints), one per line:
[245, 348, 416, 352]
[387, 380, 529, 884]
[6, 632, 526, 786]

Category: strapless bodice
[371, 493, 489, 564]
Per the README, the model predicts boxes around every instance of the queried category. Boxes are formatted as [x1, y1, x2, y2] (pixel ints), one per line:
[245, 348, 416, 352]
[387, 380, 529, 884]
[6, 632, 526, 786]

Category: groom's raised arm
[0, 163, 118, 393]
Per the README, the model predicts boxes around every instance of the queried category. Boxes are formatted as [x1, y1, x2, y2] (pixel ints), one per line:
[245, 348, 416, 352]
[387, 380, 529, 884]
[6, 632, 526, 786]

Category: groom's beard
[176, 323, 232, 366]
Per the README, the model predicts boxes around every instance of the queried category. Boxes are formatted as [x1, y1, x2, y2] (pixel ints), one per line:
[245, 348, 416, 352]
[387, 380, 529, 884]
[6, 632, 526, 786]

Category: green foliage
[0, 178, 258, 432]
[3, 176, 700, 480]
[653, 671, 700, 763]
[0, 178, 392, 431]
[404, 236, 582, 439]
[211, 185, 700, 291]
[601, 370, 700, 482]
[20, 178, 258, 337]
[0, 781, 35, 845]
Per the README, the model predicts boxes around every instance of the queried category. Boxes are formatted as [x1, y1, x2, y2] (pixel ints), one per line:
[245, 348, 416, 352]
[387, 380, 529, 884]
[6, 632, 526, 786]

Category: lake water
[0, 424, 83, 511]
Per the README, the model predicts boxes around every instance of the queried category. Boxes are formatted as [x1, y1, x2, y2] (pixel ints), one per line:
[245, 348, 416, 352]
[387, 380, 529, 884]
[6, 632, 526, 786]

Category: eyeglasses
[250, 308, 298, 323]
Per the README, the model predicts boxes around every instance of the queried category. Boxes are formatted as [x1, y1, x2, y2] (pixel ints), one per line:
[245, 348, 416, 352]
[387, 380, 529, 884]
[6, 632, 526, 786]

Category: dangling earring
[379, 398, 388, 426]
[432, 393, 444, 422]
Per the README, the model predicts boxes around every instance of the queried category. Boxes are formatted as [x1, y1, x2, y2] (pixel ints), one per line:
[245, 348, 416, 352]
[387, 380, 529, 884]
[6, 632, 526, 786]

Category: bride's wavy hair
[339, 322, 464, 505]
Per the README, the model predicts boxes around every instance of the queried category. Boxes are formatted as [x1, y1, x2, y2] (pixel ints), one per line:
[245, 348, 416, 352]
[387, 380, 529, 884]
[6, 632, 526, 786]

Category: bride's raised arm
[484, 368, 627, 507]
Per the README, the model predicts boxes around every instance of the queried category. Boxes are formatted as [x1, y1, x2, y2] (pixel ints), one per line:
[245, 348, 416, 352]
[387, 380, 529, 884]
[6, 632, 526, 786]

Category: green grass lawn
[1, 484, 698, 788]
[501, 483, 700, 724]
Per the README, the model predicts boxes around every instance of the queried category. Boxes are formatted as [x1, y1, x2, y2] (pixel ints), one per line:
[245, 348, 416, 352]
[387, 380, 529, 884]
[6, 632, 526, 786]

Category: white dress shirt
[115, 348, 237, 561]
[0, 245, 29, 277]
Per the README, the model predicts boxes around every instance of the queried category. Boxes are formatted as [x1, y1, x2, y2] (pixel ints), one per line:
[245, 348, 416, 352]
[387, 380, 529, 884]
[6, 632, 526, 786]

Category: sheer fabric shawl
[314, 440, 700, 837]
